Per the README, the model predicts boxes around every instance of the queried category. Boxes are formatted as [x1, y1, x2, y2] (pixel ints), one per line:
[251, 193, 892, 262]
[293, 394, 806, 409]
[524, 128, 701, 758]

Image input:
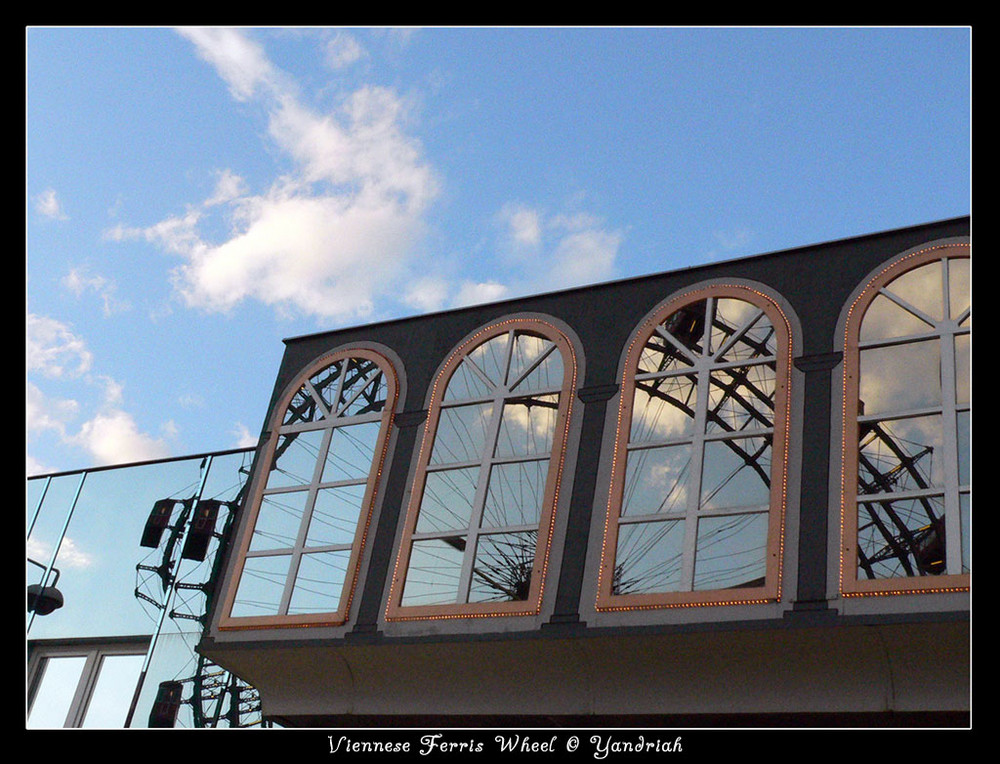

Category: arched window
[219, 348, 398, 628]
[596, 285, 792, 610]
[840, 243, 970, 596]
[386, 318, 577, 620]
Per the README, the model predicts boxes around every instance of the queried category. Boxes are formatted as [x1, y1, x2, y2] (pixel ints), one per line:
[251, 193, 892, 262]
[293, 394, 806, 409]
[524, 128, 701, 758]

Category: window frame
[385, 317, 578, 621]
[839, 243, 970, 598]
[26, 637, 150, 728]
[596, 284, 793, 611]
[218, 346, 399, 630]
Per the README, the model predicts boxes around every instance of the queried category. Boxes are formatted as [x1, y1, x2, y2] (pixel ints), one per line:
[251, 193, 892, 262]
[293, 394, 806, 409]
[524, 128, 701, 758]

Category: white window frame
[596, 284, 793, 610]
[386, 318, 577, 620]
[26, 638, 149, 728]
[839, 243, 971, 596]
[219, 347, 399, 629]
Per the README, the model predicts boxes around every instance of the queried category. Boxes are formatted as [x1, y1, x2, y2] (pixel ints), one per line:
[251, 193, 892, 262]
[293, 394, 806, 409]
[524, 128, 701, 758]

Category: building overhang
[199, 614, 969, 727]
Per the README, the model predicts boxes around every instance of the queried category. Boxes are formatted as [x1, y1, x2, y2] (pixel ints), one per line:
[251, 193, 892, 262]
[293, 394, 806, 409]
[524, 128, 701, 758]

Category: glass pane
[250, 490, 308, 551]
[400, 538, 466, 606]
[81, 653, 144, 728]
[266, 429, 324, 488]
[693, 513, 768, 591]
[622, 444, 692, 517]
[430, 403, 494, 465]
[612, 519, 684, 595]
[322, 421, 379, 482]
[468, 531, 536, 602]
[856, 495, 946, 579]
[949, 257, 970, 320]
[712, 300, 774, 360]
[700, 436, 771, 512]
[638, 329, 694, 375]
[494, 394, 559, 458]
[857, 415, 943, 494]
[309, 359, 344, 415]
[27, 655, 87, 728]
[860, 293, 934, 342]
[444, 359, 493, 401]
[287, 550, 351, 614]
[337, 359, 386, 416]
[483, 460, 548, 529]
[306, 484, 366, 547]
[466, 333, 511, 386]
[508, 335, 562, 392]
[859, 339, 941, 416]
[417, 467, 479, 534]
[955, 334, 969, 405]
[885, 260, 943, 323]
[27, 453, 248, 642]
[705, 362, 775, 433]
[630, 374, 697, 442]
[230, 554, 290, 617]
[661, 301, 706, 356]
[284, 383, 324, 426]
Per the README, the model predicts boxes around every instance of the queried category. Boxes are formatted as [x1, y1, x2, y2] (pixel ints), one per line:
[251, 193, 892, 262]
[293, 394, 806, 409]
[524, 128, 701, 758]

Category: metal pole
[27, 471, 86, 635]
[124, 455, 214, 728]
[26, 474, 52, 542]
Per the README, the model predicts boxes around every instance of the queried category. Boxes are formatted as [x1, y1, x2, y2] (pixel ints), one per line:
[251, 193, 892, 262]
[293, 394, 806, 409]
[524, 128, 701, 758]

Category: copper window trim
[385, 318, 578, 622]
[596, 284, 793, 612]
[839, 243, 970, 598]
[218, 347, 399, 630]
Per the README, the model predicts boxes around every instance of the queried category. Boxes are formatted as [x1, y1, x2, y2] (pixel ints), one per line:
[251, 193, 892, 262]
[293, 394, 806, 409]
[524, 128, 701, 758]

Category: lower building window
[26, 639, 148, 728]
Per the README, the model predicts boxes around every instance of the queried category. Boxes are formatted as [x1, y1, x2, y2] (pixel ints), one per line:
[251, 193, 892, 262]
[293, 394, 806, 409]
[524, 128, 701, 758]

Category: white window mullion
[455, 346, 511, 603]
[63, 651, 101, 727]
[679, 300, 713, 591]
[278, 425, 335, 615]
[507, 342, 556, 391]
[335, 364, 380, 417]
[304, 379, 331, 419]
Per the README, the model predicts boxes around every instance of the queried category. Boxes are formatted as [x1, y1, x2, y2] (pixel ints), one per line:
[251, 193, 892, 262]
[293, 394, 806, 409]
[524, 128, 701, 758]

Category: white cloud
[27, 316, 174, 471]
[62, 266, 130, 316]
[455, 280, 509, 307]
[177, 27, 280, 102]
[113, 29, 439, 324]
[206, 169, 248, 207]
[403, 276, 450, 313]
[26, 536, 94, 570]
[69, 409, 171, 467]
[26, 381, 78, 439]
[174, 187, 428, 319]
[498, 203, 542, 249]
[324, 31, 366, 70]
[547, 227, 622, 289]
[26, 313, 93, 378]
[178, 392, 206, 409]
[232, 422, 259, 448]
[34, 188, 67, 220]
[26, 453, 53, 478]
[492, 202, 624, 295]
[105, 208, 204, 256]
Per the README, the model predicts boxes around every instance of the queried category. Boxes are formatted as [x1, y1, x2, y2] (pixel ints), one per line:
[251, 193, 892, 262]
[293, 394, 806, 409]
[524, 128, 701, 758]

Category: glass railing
[26, 448, 266, 728]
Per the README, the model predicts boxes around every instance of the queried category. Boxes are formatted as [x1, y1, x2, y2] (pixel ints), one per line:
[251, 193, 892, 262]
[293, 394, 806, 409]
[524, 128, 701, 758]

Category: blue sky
[25, 26, 971, 476]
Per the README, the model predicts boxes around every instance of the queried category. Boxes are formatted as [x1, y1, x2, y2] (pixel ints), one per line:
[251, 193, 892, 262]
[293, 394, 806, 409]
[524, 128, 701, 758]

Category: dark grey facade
[199, 216, 971, 727]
